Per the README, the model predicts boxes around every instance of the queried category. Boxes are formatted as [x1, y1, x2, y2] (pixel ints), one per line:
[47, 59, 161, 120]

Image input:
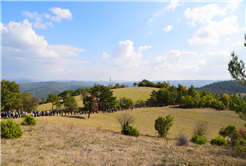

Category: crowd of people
[1, 104, 166, 119]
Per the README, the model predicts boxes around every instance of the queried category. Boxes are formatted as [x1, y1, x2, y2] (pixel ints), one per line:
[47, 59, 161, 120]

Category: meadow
[2, 106, 246, 165]
[37, 87, 158, 110]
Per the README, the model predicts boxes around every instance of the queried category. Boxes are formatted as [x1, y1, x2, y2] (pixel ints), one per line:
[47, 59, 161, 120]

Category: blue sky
[1, 0, 245, 81]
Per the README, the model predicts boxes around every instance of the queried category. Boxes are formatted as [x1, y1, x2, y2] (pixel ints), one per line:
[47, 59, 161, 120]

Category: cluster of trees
[108, 83, 129, 89]
[133, 79, 170, 88]
[1, 80, 40, 112]
[146, 84, 230, 110]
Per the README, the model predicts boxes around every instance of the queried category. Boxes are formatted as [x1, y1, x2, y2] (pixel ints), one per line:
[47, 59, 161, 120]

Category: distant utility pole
[109, 76, 111, 89]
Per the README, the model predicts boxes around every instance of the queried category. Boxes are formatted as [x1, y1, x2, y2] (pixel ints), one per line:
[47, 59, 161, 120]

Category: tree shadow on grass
[208, 146, 246, 160]
[61, 115, 85, 120]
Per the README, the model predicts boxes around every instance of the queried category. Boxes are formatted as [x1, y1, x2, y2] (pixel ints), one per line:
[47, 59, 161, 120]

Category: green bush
[154, 115, 174, 138]
[210, 136, 227, 146]
[190, 135, 207, 145]
[233, 138, 246, 153]
[21, 115, 37, 126]
[219, 125, 239, 146]
[1, 118, 23, 139]
[121, 121, 140, 137]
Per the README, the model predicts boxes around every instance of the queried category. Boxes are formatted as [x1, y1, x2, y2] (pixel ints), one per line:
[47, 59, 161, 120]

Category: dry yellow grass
[37, 87, 157, 111]
[2, 107, 246, 165]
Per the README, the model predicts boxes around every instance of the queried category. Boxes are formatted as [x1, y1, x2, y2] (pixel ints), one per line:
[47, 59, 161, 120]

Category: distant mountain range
[195, 80, 246, 95]
[19, 81, 92, 99]
[5, 78, 244, 99]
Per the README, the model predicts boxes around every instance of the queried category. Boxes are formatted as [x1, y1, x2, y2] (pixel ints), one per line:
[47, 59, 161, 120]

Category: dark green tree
[63, 93, 78, 113]
[1, 80, 22, 111]
[90, 84, 117, 110]
[228, 34, 246, 120]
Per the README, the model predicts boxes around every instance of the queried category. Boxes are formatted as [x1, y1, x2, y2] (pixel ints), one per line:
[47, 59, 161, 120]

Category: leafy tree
[90, 84, 117, 110]
[220, 93, 230, 107]
[63, 94, 78, 112]
[58, 90, 75, 98]
[123, 98, 134, 107]
[120, 84, 126, 88]
[30, 96, 39, 111]
[1, 80, 22, 111]
[229, 93, 246, 120]
[133, 82, 138, 87]
[47, 93, 59, 111]
[83, 95, 98, 118]
[115, 83, 120, 88]
[21, 92, 32, 112]
[108, 84, 114, 89]
[188, 85, 196, 98]
[135, 99, 146, 107]
[228, 34, 246, 120]
[154, 115, 174, 138]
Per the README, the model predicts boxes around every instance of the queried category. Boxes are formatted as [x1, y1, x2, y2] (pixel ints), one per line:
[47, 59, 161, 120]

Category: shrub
[117, 112, 135, 129]
[219, 125, 239, 146]
[193, 121, 209, 136]
[121, 121, 140, 137]
[154, 115, 174, 138]
[21, 115, 37, 126]
[1, 118, 23, 139]
[190, 135, 207, 145]
[210, 136, 227, 146]
[234, 138, 246, 153]
[176, 131, 189, 146]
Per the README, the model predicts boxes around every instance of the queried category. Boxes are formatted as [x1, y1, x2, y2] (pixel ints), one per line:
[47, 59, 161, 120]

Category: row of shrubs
[1, 115, 37, 139]
[119, 113, 246, 153]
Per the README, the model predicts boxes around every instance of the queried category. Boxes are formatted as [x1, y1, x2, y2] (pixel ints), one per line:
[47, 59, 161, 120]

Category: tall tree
[90, 84, 117, 110]
[1, 80, 22, 111]
[228, 34, 246, 120]
[47, 93, 59, 110]
[63, 93, 78, 112]
[83, 95, 98, 118]
[21, 92, 32, 112]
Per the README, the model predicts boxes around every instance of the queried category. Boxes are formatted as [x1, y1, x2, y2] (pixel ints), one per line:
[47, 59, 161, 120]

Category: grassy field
[2, 107, 246, 165]
[37, 87, 157, 111]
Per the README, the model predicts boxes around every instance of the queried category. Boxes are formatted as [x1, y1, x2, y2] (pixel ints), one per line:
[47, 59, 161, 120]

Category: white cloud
[49, 7, 72, 22]
[226, 38, 230, 41]
[148, 49, 232, 77]
[147, 0, 183, 24]
[163, 25, 173, 32]
[2, 19, 88, 76]
[22, 7, 72, 29]
[100, 52, 110, 59]
[188, 15, 241, 45]
[148, 31, 153, 35]
[109, 40, 151, 68]
[184, 4, 227, 26]
[185, 2, 242, 45]
[227, 41, 245, 54]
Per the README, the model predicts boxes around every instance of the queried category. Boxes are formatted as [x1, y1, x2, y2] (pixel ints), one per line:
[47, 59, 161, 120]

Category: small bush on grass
[219, 125, 239, 146]
[154, 115, 174, 138]
[117, 112, 135, 129]
[121, 121, 140, 137]
[1, 118, 23, 139]
[176, 131, 188, 146]
[210, 136, 227, 146]
[193, 121, 209, 136]
[21, 115, 37, 126]
[234, 138, 246, 153]
[190, 135, 207, 145]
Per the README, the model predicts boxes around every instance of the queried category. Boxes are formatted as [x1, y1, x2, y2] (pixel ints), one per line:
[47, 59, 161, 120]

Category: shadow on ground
[61, 115, 86, 119]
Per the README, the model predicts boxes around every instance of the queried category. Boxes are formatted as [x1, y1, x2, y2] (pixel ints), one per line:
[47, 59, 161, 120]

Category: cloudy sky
[1, 0, 245, 81]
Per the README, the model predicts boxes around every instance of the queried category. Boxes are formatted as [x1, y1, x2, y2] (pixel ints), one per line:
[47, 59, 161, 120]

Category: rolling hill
[20, 81, 92, 99]
[38, 87, 157, 110]
[195, 80, 246, 95]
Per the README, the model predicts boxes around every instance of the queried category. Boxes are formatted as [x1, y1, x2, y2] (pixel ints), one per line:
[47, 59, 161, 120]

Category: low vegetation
[21, 115, 37, 126]
[121, 121, 140, 137]
[1, 118, 23, 139]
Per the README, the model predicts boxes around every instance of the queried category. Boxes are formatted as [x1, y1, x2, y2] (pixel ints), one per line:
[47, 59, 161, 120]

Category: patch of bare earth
[1, 122, 246, 166]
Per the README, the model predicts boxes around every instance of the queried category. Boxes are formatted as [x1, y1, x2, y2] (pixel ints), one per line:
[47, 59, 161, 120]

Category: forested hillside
[19, 81, 92, 99]
[195, 80, 246, 95]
